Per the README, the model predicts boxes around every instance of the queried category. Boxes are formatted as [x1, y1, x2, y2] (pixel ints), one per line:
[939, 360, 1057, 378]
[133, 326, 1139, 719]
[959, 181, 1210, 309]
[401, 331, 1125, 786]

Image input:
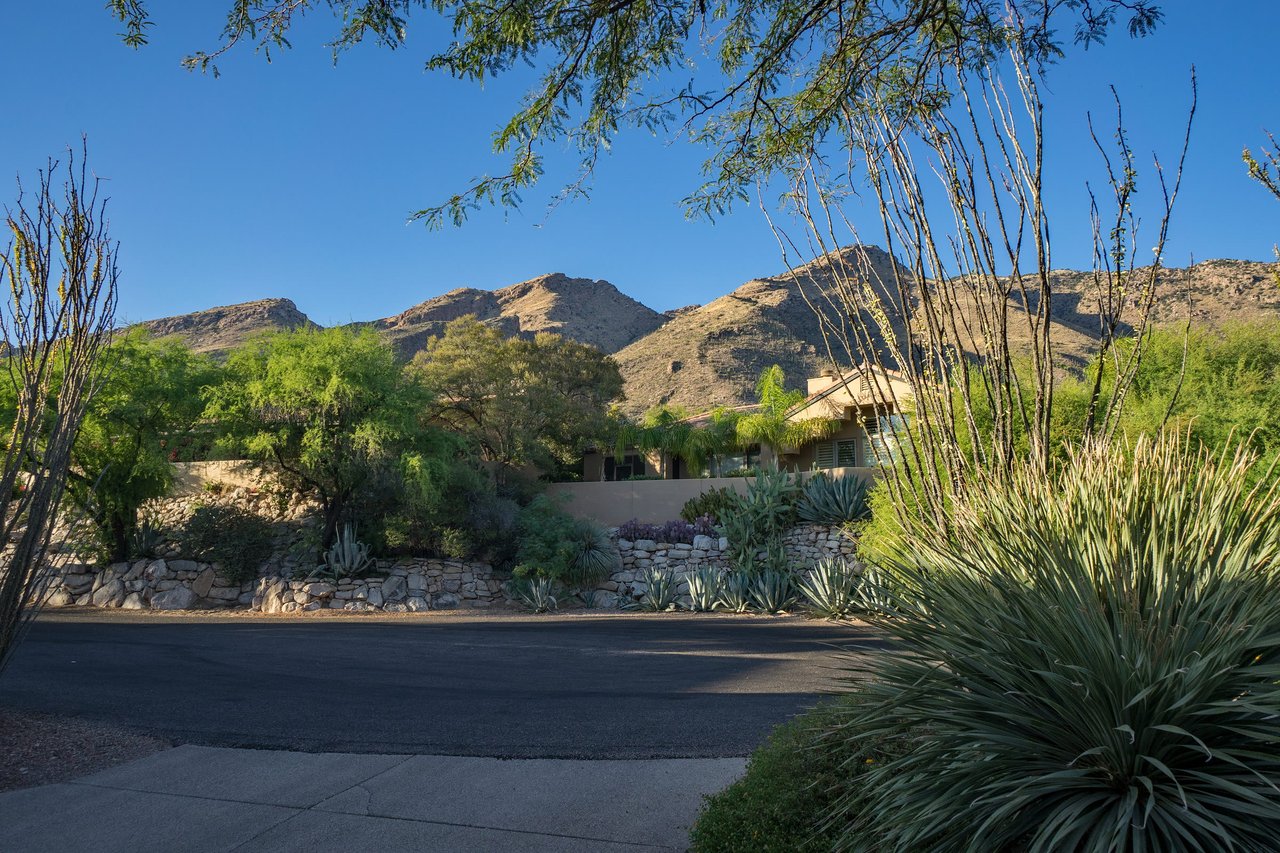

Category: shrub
[310, 523, 374, 580]
[438, 526, 474, 560]
[795, 472, 871, 524]
[179, 503, 274, 584]
[680, 487, 740, 524]
[616, 516, 718, 544]
[835, 436, 1280, 851]
[517, 496, 620, 587]
[717, 469, 798, 573]
[797, 559, 859, 619]
[690, 698, 888, 853]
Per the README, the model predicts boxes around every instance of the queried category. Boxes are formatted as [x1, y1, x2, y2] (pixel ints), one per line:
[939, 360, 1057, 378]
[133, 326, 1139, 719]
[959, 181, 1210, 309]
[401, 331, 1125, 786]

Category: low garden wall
[601, 523, 857, 602]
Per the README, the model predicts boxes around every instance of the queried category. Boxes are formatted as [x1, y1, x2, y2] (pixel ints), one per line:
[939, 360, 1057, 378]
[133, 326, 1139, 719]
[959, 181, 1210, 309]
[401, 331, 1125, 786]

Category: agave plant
[507, 575, 558, 613]
[833, 436, 1280, 852]
[797, 559, 859, 619]
[311, 522, 372, 580]
[717, 569, 754, 613]
[796, 472, 871, 524]
[851, 563, 894, 615]
[638, 567, 680, 611]
[128, 517, 165, 559]
[685, 567, 721, 612]
[749, 569, 797, 614]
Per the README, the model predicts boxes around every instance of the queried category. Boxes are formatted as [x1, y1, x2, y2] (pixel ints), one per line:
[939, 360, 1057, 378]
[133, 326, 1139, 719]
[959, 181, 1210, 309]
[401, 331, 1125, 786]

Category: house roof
[786, 365, 911, 423]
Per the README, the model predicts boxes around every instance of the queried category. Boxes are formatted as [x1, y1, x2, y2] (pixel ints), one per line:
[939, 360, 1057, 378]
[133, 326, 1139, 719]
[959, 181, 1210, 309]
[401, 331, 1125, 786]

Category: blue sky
[1, 3, 1276, 326]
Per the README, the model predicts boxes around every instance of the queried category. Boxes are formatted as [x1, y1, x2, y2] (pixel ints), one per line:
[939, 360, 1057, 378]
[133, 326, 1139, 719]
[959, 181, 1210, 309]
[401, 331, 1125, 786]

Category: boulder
[144, 560, 172, 582]
[381, 575, 407, 602]
[406, 596, 430, 612]
[167, 559, 201, 575]
[191, 567, 216, 598]
[120, 592, 146, 610]
[91, 579, 125, 608]
[303, 582, 336, 597]
[432, 592, 459, 609]
[152, 586, 197, 611]
[44, 588, 73, 608]
[692, 535, 717, 551]
[366, 587, 384, 608]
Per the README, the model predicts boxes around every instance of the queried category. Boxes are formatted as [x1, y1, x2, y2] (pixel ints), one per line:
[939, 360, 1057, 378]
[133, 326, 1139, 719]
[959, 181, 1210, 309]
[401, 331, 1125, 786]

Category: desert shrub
[795, 472, 871, 524]
[680, 487, 740, 524]
[616, 516, 717, 544]
[717, 469, 798, 572]
[690, 698, 891, 853]
[717, 569, 753, 613]
[179, 503, 274, 584]
[128, 516, 165, 560]
[834, 436, 1280, 851]
[517, 495, 620, 586]
[438, 526, 474, 560]
[307, 522, 374, 580]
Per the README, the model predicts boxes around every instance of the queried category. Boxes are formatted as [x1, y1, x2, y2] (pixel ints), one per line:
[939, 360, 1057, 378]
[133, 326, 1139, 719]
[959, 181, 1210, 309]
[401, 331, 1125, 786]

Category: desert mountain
[138, 298, 316, 357]
[133, 251, 1277, 413]
[369, 273, 666, 358]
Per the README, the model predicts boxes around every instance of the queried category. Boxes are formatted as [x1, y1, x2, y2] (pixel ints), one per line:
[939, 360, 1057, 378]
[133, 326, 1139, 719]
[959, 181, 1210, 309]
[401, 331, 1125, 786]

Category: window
[863, 414, 907, 464]
[604, 453, 646, 481]
[706, 445, 761, 477]
[815, 440, 858, 469]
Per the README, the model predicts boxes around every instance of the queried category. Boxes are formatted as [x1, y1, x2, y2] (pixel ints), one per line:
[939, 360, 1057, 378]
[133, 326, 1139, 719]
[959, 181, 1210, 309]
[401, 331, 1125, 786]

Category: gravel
[0, 706, 170, 793]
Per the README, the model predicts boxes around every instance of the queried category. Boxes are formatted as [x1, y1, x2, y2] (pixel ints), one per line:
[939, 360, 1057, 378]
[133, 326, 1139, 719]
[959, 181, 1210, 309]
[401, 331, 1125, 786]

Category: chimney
[807, 367, 841, 396]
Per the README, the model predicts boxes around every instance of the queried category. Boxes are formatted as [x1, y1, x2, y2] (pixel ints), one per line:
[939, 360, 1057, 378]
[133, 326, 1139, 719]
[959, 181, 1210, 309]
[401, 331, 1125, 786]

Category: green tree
[0, 330, 217, 562]
[205, 326, 453, 549]
[107, 1, 1161, 222]
[74, 332, 218, 561]
[407, 316, 624, 483]
[735, 365, 836, 466]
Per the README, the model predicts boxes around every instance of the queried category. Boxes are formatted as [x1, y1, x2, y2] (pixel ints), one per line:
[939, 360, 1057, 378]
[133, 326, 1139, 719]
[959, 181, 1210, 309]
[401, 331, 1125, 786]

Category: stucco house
[581, 365, 911, 482]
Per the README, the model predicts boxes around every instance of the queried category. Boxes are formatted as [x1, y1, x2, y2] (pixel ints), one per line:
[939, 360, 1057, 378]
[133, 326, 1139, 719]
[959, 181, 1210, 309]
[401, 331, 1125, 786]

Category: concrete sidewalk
[0, 745, 744, 852]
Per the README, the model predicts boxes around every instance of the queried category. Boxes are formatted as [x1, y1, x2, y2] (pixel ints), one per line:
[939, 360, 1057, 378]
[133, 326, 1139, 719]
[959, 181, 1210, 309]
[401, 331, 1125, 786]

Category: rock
[303, 601, 325, 611]
[74, 592, 92, 606]
[366, 587, 384, 608]
[303, 582, 336, 597]
[634, 539, 658, 551]
[381, 575, 407, 602]
[384, 602, 408, 613]
[191, 567, 216, 598]
[407, 573, 427, 592]
[406, 596, 430, 612]
[168, 559, 200, 574]
[690, 535, 715, 551]
[44, 588, 73, 608]
[120, 592, 146, 610]
[124, 560, 148, 581]
[91, 579, 125, 608]
[144, 559, 172, 582]
[718, 538, 730, 551]
[433, 592, 459, 609]
[152, 586, 197, 610]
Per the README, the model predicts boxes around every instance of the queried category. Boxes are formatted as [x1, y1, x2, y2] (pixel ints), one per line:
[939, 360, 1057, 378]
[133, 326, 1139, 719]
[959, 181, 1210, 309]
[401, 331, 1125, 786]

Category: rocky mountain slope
[133, 252, 1277, 413]
[369, 273, 666, 358]
[138, 298, 315, 357]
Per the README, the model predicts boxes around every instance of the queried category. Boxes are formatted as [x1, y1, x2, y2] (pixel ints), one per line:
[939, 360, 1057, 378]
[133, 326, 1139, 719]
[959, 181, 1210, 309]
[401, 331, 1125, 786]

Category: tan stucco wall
[546, 466, 877, 526]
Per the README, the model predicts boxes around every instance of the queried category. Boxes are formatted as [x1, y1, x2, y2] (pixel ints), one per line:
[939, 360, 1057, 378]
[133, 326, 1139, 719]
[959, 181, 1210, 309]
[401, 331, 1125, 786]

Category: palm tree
[735, 365, 838, 467]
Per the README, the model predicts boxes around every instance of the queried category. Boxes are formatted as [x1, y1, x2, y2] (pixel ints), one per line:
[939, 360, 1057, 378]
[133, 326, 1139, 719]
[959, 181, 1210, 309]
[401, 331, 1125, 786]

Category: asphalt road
[0, 611, 883, 758]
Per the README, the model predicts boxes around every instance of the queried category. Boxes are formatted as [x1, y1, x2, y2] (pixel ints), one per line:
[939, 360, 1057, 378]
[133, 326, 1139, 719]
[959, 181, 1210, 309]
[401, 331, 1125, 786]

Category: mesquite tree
[0, 147, 118, 672]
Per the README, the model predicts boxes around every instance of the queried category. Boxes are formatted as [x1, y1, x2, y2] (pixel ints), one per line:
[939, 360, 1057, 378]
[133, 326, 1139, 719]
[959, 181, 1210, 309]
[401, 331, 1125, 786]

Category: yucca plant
[749, 569, 797, 614]
[638, 567, 680, 611]
[796, 472, 871, 524]
[717, 569, 754, 613]
[797, 559, 859, 619]
[311, 522, 372, 580]
[506, 575, 558, 613]
[565, 519, 622, 587]
[831, 436, 1280, 852]
[686, 567, 721, 612]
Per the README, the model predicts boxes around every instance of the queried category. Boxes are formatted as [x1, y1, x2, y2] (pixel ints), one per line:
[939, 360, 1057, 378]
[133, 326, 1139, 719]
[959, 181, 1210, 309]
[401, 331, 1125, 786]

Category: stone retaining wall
[602, 523, 857, 601]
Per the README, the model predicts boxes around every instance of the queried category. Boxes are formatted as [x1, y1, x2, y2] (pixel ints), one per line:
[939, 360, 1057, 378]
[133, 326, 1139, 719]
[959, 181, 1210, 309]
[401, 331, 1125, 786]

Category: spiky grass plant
[797, 559, 859, 619]
[566, 519, 622, 587]
[686, 567, 722, 612]
[796, 473, 871, 525]
[639, 567, 680, 611]
[717, 569, 753, 613]
[832, 436, 1280, 852]
[506, 575, 558, 613]
[749, 569, 798, 614]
